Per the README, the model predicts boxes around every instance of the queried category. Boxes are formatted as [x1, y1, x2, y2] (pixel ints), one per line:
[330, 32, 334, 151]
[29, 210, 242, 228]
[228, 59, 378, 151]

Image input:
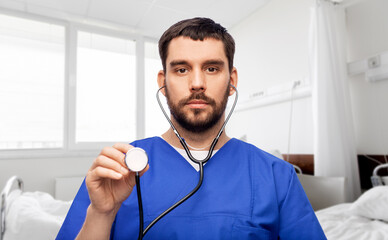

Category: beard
[165, 84, 230, 133]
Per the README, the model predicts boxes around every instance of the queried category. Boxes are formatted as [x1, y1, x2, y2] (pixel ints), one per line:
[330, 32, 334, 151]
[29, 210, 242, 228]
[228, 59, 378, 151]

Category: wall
[0, 156, 92, 197]
[228, 0, 388, 157]
[2, 0, 387, 195]
[227, 0, 313, 154]
[346, 0, 388, 155]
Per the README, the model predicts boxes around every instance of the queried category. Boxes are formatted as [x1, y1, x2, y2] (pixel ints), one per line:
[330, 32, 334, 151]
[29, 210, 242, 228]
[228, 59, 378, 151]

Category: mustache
[178, 92, 216, 106]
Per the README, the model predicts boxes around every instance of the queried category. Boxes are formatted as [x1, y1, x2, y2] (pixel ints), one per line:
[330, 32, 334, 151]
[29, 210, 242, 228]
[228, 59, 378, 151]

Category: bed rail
[1, 176, 24, 240]
[371, 163, 388, 187]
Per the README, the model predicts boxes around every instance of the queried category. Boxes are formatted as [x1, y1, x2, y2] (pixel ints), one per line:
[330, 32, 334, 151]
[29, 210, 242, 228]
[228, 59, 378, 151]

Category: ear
[157, 70, 166, 96]
[229, 67, 238, 96]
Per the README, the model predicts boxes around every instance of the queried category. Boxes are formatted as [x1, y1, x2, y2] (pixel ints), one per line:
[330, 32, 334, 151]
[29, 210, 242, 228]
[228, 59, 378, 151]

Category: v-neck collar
[156, 136, 236, 171]
[172, 147, 216, 171]
[140, 136, 239, 219]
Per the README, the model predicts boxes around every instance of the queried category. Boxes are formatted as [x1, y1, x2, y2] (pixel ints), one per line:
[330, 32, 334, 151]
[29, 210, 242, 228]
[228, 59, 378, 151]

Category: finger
[121, 164, 149, 186]
[91, 155, 129, 176]
[138, 164, 150, 177]
[89, 166, 123, 181]
[112, 143, 135, 166]
[100, 146, 127, 166]
[112, 143, 134, 154]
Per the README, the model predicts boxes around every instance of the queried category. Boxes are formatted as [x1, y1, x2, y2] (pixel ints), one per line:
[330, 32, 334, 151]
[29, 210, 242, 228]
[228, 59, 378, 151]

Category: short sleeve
[277, 168, 327, 239]
[56, 180, 90, 240]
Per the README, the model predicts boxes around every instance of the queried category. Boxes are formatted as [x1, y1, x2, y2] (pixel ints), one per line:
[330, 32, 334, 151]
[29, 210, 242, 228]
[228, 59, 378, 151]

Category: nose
[189, 69, 206, 93]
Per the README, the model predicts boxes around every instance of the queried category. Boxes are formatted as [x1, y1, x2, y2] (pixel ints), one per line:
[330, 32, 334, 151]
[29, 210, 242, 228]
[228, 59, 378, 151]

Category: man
[57, 17, 326, 239]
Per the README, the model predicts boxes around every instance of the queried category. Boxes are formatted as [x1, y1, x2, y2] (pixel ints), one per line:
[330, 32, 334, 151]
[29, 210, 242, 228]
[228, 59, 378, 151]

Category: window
[0, 14, 65, 150]
[76, 31, 136, 143]
[144, 41, 169, 138]
[0, 13, 142, 155]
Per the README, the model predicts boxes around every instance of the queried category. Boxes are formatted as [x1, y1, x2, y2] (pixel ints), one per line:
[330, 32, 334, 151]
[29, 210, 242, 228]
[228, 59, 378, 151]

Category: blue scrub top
[57, 137, 326, 239]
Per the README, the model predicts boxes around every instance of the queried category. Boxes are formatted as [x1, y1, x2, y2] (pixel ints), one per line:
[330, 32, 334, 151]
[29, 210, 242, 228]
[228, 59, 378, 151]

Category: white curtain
[309, 0, 361, 201]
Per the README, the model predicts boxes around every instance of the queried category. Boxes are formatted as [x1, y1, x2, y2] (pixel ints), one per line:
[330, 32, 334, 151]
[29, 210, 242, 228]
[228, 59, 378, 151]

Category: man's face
[158, 36, 237, 133]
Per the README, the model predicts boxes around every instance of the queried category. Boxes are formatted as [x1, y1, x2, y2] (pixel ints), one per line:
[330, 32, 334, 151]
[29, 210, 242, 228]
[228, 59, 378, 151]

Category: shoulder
[230, 139, 297, 198]
[129, 136, 168, 152]
[229, 138, 294, 172]
[129, 137, 176, 162]
[130, 136, 161, 146]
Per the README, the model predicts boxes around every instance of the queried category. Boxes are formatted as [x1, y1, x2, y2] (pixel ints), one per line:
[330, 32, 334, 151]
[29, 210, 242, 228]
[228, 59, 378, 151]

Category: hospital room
[0, 0, 387, 239]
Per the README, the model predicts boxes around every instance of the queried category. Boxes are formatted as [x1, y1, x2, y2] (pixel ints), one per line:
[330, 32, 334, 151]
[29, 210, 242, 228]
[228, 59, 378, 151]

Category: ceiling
[0, 0, 270, 38]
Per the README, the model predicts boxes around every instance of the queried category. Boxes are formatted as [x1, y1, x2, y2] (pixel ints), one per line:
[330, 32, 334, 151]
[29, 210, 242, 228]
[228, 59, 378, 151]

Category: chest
[112, 155, 279, 239]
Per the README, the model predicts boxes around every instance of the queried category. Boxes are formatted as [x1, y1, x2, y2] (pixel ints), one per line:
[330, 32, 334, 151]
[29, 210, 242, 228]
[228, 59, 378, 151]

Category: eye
[206, 67, 218, 73]
[177, 68, 188, 74]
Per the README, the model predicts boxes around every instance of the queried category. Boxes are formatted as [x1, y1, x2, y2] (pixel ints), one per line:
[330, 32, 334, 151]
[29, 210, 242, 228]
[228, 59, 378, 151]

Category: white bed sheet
[4, 189, 71, 240]
[316, 203, 388, 240]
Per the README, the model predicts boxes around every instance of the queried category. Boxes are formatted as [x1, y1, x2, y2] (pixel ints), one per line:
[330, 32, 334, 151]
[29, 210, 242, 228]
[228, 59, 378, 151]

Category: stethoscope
[124, 84, 238, 240]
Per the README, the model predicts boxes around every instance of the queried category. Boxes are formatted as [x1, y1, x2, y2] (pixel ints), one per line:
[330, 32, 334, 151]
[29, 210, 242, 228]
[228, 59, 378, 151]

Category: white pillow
[350, 186, 388, 222]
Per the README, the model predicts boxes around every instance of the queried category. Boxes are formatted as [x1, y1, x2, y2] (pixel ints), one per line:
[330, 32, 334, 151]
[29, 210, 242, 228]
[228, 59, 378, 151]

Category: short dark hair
[158, 17, 235, 73]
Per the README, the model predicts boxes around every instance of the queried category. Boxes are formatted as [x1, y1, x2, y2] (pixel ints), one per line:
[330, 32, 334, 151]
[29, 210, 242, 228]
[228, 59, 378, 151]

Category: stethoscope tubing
[135, 173, 144, 240]
[156, 84, 238, 164]
[136, 84, 238, 239]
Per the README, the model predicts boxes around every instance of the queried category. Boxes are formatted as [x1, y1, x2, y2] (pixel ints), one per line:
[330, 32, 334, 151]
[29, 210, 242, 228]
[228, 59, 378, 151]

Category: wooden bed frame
[283, 154, 388, 190]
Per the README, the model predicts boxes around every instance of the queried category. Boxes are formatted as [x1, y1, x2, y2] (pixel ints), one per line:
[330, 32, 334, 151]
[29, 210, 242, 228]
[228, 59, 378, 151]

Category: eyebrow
[203, 60, 225, 67]
[169, 59, 226, 68]
[169, 60, 189, 68]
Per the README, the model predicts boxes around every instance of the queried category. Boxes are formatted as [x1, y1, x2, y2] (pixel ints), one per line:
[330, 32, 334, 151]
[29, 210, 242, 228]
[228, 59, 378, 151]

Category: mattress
[3, 189, 71, 240]
[316, 187, 388, 240]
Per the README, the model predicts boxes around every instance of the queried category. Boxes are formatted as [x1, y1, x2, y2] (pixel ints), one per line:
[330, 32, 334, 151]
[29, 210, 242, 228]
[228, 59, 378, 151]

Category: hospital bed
[309, 163, 388, 240]
[0, 176, 74, 240]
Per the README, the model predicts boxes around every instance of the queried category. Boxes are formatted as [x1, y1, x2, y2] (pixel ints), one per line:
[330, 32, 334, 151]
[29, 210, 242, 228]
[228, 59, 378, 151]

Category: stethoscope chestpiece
[125, 147, 148, 172]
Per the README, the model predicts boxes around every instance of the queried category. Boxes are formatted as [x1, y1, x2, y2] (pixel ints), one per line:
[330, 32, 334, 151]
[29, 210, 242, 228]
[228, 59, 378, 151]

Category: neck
[162, 117, 230, 151]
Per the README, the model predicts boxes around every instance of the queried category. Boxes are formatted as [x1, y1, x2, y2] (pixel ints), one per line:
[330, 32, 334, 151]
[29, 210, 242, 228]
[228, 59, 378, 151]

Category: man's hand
[85, 143, 149, 215]
[76, 143, 149, 239]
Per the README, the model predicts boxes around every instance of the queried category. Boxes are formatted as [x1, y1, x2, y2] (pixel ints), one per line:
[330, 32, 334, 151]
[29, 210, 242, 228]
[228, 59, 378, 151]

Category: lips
[187, 100, 208, 109]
